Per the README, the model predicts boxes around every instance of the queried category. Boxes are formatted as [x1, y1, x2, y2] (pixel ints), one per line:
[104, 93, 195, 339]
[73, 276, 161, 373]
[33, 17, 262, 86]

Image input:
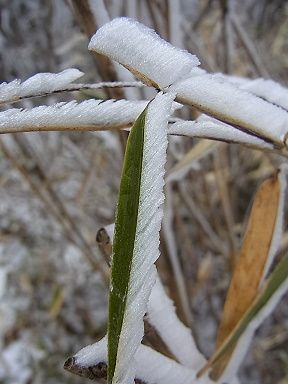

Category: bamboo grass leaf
[0, 99, 148, 134]
[168, 118, 274, 151]
[108, 92, 174, 384]
[0, 69, 83, 104]
[170, 74, 288, 149]
[96, 224, 206, 371]
[197, 254, 288, 380]
[88, 18, 199, 89]
[210, 169, 286, 379]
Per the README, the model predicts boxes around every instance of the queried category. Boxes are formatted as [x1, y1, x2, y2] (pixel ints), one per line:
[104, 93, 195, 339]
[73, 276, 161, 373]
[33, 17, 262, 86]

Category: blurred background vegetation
[0, 1, 287, 383]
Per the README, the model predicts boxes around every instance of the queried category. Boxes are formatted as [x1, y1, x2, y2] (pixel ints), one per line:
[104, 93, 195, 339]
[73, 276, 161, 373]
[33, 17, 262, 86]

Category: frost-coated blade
[88, 18, 199, 89]
[0, 69, 83, 104]
[0, 99, 148, 134]
[170, 73, 288, 148]
[109, 92, 174, 384]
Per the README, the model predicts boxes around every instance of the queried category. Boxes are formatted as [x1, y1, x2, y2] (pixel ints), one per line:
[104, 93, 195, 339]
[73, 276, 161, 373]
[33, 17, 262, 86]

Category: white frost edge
[0, 69, 84, 103]
[261, 166, 287, 283]
[73, 336, 210, 384]
[169, 117, 273, 149]
[0, 99, 148, 133]
[147, 276, 206, 369]
[219, 277, 288, 383]
[112, 92, 174, 384]
[88, 18, 200, 89]
[170, 73, 288, 145]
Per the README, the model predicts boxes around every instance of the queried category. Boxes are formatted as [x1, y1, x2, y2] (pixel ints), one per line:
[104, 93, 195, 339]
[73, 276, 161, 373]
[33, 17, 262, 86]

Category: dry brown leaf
[211, 172, 281, 379]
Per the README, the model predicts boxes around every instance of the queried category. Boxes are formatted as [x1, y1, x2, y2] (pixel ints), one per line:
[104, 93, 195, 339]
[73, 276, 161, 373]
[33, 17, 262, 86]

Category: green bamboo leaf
[107, 93, 174, 384]
[197, 254, 288, 378]
[108, 108, 146, 383]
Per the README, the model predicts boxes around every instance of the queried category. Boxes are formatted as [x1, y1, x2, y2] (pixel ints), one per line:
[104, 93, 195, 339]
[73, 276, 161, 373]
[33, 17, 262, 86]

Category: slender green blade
[198, 254, 288, 377]
[108, 108, 146, 384]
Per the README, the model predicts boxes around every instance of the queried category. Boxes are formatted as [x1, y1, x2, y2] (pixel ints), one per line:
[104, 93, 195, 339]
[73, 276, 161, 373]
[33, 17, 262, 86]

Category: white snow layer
[0, 68, 83, 103]
[170, 73, 288, 147]
[112, 93, 174, 384]
[0, 99, 148, 133]
[88, 18, 200, 89]
[147, 277, 206, 369]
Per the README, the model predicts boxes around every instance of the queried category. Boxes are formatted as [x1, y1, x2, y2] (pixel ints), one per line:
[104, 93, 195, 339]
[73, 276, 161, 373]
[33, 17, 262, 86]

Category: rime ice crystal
[88, 18, 200, 89]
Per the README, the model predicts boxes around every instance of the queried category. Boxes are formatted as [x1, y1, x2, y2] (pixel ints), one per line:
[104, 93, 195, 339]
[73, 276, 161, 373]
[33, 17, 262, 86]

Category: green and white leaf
[198, 254, 288, 381]
[109, 92, 174, 384]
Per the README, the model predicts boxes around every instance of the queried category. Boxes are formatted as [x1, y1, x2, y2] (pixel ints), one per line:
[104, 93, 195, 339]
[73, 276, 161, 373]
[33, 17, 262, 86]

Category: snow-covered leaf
[109, 93, 174, 384]
[88, 18, 199, 89]
[170, 73, 288, 149]
[0, 99, 148, 134]
[0, 69, 83, 104]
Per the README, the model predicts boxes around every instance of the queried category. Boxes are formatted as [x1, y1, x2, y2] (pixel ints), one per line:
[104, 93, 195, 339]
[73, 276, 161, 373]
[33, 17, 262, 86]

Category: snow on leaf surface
[88, 17, 200, 89]
[0, 99, 148, 134]
[169, 117, 274, 149]
[109, 92, 174, 384]
[0, 69, 83, 103]
[170, 73, 288, 147]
